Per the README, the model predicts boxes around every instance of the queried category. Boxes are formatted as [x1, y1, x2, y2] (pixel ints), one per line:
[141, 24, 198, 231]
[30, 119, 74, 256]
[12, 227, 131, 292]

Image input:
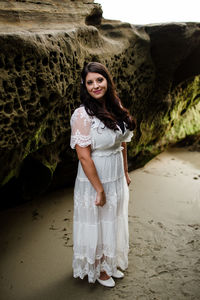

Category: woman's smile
[93, 89, 102, 94]
[85, 72, 108, 100]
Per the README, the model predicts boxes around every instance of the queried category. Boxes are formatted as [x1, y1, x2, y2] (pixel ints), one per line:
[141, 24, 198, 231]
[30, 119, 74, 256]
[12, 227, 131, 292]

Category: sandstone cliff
[0, 0, 199, 202]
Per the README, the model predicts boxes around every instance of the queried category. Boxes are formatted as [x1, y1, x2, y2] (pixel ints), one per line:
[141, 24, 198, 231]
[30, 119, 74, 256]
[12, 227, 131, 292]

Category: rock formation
[0, 0, 200, 202]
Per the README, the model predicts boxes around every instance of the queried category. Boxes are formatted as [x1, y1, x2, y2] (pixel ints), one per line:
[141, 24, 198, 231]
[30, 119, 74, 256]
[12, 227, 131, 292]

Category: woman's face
[85, 72, 108, 101]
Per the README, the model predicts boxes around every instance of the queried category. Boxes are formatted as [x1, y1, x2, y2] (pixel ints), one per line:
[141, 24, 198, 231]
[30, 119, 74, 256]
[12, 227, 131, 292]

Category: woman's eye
[87, 81, 92, 85]
[97, 78, 103, 82]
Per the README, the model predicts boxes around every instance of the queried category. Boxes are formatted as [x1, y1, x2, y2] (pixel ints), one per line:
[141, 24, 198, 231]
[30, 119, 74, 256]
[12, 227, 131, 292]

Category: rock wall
[0, 0, 200, 202]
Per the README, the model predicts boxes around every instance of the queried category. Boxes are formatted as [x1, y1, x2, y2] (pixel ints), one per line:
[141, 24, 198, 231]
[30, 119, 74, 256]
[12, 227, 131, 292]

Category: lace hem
[73, 251, 128, 283]
[70, 131, 91, 149]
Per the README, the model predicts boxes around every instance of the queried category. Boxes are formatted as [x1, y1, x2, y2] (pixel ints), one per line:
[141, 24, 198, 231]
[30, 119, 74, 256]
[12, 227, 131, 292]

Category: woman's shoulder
[72, 105, 86, 115]
[70, 105, 91, 124]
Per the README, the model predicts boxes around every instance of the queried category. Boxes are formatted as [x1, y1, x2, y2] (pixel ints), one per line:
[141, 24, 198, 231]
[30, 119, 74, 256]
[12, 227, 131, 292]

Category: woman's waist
[91, 146, 123, 157]
[77, 150, 124, 182]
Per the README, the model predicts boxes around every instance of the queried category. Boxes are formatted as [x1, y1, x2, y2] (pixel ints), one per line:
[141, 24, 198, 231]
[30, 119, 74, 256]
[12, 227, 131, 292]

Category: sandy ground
[0, 147, 200, 300]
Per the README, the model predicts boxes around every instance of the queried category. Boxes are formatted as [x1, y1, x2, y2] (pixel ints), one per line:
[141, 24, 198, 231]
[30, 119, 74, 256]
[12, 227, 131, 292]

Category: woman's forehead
[86, 72, 105, 80]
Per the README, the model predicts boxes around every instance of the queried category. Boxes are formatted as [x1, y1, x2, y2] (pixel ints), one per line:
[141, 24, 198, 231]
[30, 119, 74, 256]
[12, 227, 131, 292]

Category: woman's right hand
[95, 190, 106, 206]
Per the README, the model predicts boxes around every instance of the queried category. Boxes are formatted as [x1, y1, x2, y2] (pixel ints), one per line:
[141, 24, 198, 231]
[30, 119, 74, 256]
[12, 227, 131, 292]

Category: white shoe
[112, 269, 124, 279]
[96, 277, 115, 287]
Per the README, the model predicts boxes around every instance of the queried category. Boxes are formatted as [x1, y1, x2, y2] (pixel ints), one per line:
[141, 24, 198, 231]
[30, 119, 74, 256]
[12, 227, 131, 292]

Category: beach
[0, 147, 200, 300]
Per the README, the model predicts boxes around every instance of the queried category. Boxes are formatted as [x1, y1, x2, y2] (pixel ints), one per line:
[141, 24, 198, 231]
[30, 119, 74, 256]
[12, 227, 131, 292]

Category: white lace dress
[70, 105, 133, 283]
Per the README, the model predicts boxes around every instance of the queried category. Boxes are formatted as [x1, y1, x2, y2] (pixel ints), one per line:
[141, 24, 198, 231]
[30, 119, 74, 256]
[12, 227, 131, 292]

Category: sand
[0, 147, 200, 300]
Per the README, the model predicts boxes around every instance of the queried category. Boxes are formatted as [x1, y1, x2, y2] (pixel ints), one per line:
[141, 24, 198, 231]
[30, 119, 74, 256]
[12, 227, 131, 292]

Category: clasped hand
[95, 190, 106, 206]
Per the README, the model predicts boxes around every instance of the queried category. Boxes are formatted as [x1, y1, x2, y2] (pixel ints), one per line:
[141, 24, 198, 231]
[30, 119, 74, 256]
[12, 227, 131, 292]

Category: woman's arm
[75, 144, 106, 206]
[122, 142, 131, 186]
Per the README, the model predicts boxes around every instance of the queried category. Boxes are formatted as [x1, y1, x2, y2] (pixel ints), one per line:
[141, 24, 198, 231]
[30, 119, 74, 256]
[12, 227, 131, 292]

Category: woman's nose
[93, 81, 99, 88]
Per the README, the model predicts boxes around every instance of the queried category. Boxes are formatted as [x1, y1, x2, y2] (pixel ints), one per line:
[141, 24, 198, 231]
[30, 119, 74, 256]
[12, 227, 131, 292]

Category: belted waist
[91, 146, 123, 157]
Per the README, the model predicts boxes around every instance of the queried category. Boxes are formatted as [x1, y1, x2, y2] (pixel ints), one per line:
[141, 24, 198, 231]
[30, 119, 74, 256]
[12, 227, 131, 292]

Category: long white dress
[70, 105, 133, 283]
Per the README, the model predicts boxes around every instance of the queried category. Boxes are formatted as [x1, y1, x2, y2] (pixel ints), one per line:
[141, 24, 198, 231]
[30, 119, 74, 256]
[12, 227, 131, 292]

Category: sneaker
[112, 269, 124, 279]
[96, 277, 115, 287]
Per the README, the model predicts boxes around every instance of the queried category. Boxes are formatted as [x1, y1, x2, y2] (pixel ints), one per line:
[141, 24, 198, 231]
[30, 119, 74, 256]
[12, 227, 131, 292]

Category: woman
[70, 62, 135, 287]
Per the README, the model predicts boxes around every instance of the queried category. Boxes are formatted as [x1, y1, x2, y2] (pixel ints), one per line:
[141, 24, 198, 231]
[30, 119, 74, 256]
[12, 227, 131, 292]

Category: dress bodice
[90, 115, 133, 157]
[70, 106, 133, 156]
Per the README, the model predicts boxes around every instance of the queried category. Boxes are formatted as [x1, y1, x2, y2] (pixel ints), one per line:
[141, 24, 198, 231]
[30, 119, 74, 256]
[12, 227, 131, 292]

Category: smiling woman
[85, 73, 108, 101]
[70, 62, 135, 286]
[96, 0, 200, 24]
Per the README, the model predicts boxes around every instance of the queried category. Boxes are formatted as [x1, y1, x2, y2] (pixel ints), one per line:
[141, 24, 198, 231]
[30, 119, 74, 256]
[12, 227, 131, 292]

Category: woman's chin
[93, 95, 106, 102]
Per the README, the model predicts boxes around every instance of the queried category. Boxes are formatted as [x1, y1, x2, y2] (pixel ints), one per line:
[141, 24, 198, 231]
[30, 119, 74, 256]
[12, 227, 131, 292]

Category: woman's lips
[93, 89, 102, 94]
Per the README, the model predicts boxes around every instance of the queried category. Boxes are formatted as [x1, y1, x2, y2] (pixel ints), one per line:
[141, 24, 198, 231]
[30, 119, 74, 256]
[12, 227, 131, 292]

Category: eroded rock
[0, 0, 199, 202]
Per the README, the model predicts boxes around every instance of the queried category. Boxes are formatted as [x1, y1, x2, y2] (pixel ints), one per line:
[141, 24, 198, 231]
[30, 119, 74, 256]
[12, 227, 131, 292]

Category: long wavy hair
[80, 62, 135, 131]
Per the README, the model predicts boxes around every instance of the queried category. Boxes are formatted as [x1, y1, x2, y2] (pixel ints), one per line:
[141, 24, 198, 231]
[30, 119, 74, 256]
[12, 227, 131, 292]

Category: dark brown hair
[80, 62, 135, 131]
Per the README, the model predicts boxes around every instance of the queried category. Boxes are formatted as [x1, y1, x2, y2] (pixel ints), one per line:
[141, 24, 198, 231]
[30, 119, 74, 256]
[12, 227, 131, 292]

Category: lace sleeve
[70, 106, 92, 149]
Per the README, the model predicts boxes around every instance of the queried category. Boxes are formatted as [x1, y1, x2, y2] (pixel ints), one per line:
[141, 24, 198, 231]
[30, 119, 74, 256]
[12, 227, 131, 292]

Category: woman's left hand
[125, 171, 131, 186]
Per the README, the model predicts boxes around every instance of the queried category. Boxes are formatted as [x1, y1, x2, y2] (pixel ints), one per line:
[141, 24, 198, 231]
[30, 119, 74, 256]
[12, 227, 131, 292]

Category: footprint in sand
[148, 220, 154, 224]
[49, 224, 59, 230]
[188, 224, 200, 230]
[157, 222, 165, 229]
[155, 265, 169, 275]
[62, 233, 72, 247]
[32, 209, 43, 220]
[195, 258, 200, 265]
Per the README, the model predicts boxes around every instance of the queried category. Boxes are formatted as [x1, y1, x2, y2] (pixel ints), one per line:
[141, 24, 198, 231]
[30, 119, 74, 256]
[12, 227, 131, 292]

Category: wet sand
[0, 147, 200, 300]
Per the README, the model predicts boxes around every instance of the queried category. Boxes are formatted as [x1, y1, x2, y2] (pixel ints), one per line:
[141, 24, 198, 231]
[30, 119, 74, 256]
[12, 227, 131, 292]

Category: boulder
[0, 0, 199, 202]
